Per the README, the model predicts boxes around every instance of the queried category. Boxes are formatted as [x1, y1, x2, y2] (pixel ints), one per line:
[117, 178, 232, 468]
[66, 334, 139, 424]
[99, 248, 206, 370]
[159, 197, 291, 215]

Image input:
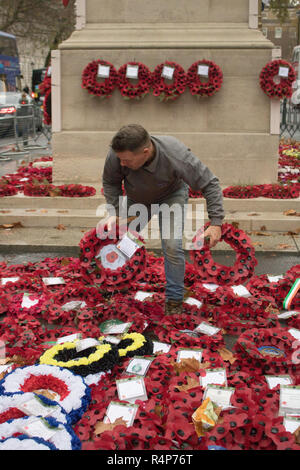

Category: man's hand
[203, 225, 222, 248]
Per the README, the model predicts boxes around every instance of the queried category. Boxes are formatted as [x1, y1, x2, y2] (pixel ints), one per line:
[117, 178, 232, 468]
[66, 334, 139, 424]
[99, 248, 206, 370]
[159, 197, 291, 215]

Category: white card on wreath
[21, 293, 39, 309]
[202, 283, 219, 292]
[17, 396, 59, 418]
[185, 297, 203, 308]
[231, 285, 251, 298]
[277, 311, 300, 320]
[101, 321, 132, 335]
[125, 357, 154, 377]
[104, 401, 139, 427]
[116, 234, 140, 259]
[61, 300, 87, 312]
[267, 274, 284, 283]
[116, 377, 148, 403]
[134, 291, 154, 301]
[56, 333, 82, 344]
[1, 277, 19, 285]
[194, 321, 221, 336]
[288, 328, 300, 341]
[126, 65, 139, 79]
[279, 385, 300, 415]
[20, 418, 60, 440]
[283, 416, 300, 434]
[97, 64, 110, 78]
[265, 375, 293, 389]
[42, 277, 65, 286]
[161, 65, 175, 80]
[200, 368, 227, 388]
[197, 65, 209, 77]
[278, 66, 289, 78]
[176, 348, 203, 363]
[203, 385, 235, 409]
[75, 338, 100, 352]
[152, 341, 171, 354]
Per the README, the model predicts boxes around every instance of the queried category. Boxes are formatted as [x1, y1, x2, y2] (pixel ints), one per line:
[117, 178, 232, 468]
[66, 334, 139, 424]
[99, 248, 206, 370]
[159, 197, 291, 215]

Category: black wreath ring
[39, 333, 153, 376]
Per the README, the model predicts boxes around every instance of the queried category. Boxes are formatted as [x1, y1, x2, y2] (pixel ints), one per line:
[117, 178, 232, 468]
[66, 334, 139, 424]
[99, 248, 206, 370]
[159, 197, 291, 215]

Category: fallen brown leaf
[253, 231, 271, 236]
[265, 304, 281, 316]
[32, 389, 58, 401]
[0, 357, 11, 365]
[0, 210, 11, 214]
[247, 213, 260, 216]
[252, 242, 263, 247]
[294, 426, 300, 445]
[172, 358, 210, 375]
[177, 377, 200, 392]
[276, 243, 293, 250]
[94, 417, 127, 436]
[283, 209, 300, 217]
[25, 209, 36, 212]
[56, 224, 66, 230]
[218, 347, 237, 364]
[0, 222, 24, 229]
[57, 210, 69, 213]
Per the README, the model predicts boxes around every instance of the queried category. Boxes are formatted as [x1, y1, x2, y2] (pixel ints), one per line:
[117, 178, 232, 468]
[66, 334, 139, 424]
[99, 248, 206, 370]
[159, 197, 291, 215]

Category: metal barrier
[0, 103, 49, 160]
[280, 99, 300, 141]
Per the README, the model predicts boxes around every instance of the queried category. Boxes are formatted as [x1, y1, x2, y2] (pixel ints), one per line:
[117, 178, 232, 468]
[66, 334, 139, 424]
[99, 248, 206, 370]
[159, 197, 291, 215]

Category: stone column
[52, 0, 279, 185]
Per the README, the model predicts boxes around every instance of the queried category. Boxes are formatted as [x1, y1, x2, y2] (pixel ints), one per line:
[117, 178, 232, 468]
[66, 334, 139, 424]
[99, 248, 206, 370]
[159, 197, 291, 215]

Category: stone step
[1, 193, 300, 212]
[0, 226, 298, 253]
[0, 207, 299, 233]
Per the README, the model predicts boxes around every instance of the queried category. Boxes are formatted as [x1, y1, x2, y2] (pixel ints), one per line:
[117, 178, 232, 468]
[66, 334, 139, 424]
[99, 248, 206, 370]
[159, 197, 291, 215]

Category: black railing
[280, 98, 300, 140]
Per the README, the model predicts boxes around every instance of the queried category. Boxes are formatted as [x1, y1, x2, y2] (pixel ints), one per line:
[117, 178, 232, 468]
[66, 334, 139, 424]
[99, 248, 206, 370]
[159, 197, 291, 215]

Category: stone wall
[52, 0, 279, 186]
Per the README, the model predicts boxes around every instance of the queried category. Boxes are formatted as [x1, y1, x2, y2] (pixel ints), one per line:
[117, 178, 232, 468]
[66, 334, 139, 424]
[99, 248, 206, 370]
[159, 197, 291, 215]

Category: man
[101, 124, 225, 314]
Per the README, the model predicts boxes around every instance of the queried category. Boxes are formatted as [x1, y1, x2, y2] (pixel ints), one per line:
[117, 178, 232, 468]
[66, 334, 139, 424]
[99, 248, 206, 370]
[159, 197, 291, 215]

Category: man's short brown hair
[111, 124, 151, 153]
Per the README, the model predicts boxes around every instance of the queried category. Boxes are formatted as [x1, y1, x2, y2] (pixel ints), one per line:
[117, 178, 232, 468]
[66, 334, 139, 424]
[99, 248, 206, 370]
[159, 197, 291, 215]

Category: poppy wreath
[118, 61, 152, 100]
[246, 269, 300, 310]
[39, 339, 120, 377]
[151, 318, 224, 352]
[186, 60, 223, 97]
[0, 182, 18, 197]
[79, 224, 146, 292]
[259, 59, 296, 99]
[0, 435, 58, 450]
[151, 61, 187, 102]
[215, 307, 280, 337]
[0, 364, 91, 424]
[234, 327, 300, 375]
[23, 182, 96, 197]
[0, 391, 69, 426]
[200, 408, 299, 450]
[0, 415, 81, 450]
[190, 222, 257, 286]
[81, 59, 118, 98]
[99, 297, 151, 333]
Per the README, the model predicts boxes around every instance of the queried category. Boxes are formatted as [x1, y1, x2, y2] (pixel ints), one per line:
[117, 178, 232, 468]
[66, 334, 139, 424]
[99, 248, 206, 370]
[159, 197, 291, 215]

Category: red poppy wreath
[190, 222, 257, 285]
[259, 59, 296, 99]
[151, 61, 187, 102]
[234, 327, 300, 375]
[118, 61, 152, 100]
[186, 60, 223, 97]
[79, 223, 146, 292]
[81, 60, 119, 98]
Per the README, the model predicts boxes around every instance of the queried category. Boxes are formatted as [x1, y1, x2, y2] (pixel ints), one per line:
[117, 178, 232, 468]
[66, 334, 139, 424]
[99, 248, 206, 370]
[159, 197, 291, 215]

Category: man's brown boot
[165, 299, 183, 315]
